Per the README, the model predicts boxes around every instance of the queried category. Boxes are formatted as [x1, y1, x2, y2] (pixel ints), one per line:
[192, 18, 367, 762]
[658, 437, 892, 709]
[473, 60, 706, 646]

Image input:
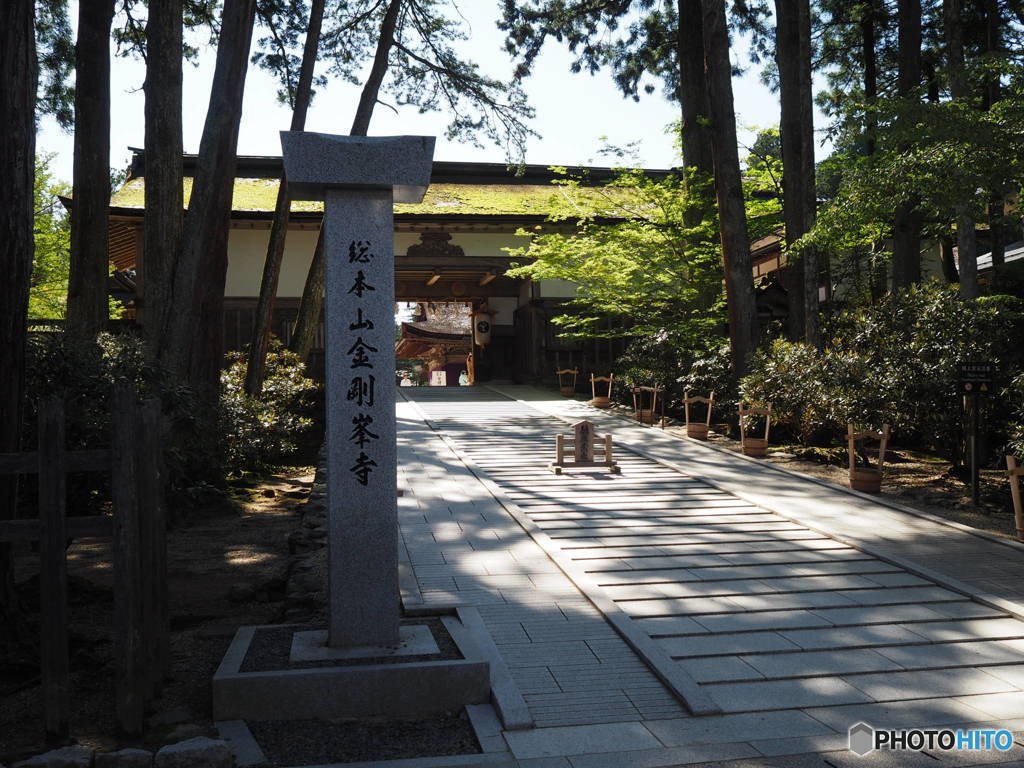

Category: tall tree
[775, 0, 819, 346]
[702, 0, 759, 374]
[66, 0, 116, 337]
[677, 0, 715, 183]
[0, 0, 37, 627]
[891, 0, 923, 290]
[142, 0, 185, 359]
[243, 0, 326, 396]
[287, 0, 536, 359]
[288, 0, 401, 360]
[159, 0, 258, 397]
[499, 1, 715, 185]
[945, 0, 977, 298]
[982, 0, 1005, 288]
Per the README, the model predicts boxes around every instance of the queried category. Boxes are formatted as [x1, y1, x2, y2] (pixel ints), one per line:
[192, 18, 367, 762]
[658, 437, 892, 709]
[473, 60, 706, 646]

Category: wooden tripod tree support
[550, 421, 621, 474]
[631, 386, 660, 425]
[0, 387, 168, 741]
[847, 423, 890, 494]
[1007, 456, 1024, 541]
[590, 374, 614, 408]
[739, 402, 772, 457]
[556, 368, 579, 397]
[684, 391, 715, 439]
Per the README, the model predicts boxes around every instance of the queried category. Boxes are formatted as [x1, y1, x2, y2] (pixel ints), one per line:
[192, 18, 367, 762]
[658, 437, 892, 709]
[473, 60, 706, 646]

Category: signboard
[430, 370, 447, 386]
[958, 361, 994, 395]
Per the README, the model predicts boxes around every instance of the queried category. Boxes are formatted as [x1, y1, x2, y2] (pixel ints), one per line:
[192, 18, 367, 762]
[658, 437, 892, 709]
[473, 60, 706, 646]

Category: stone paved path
[397, 386, 1024, 765]
[397, 395, 690, 728]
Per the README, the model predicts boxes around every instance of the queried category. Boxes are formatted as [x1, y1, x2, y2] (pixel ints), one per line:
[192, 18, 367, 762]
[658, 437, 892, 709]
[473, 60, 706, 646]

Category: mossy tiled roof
[109, 176, 613, 217]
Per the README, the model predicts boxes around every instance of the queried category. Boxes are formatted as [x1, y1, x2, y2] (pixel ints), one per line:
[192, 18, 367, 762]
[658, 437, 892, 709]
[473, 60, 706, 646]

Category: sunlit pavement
[395, 386, 1024, 766]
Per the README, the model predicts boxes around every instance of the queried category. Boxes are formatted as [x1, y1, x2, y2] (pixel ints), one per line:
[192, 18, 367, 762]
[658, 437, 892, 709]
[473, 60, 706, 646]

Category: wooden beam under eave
[425, 272, 441, 286]
[478, 271, 497, 287]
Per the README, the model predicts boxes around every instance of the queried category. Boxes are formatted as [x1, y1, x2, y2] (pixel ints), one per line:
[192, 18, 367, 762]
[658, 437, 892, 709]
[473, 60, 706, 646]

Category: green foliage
[506, 167, 727, 355]
[739, 283, 1024, 455]
[676, 343, 738, 424]
[36, 0, 75, 128]
[23, 331, 176, 449]
[220, 340, 319, 473]
[254, 0, 537, 161]
[21, 331, 199, 513]
[812, 91, 1024, 258]
[30, 155, 71, 319]
[741, 340, 879, 444]
[1008, 374, 1024, 459]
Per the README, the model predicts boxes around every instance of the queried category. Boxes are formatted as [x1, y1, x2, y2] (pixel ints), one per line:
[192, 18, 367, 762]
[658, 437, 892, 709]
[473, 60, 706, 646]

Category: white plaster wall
[488, 297, 517, 326]
[225, 227, 565, 299]
[225, 228, 319, 298]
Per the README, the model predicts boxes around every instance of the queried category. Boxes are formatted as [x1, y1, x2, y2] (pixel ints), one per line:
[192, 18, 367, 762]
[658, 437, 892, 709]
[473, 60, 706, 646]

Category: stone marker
[281, 132, 435, 649]
[574, 421, 594, 463]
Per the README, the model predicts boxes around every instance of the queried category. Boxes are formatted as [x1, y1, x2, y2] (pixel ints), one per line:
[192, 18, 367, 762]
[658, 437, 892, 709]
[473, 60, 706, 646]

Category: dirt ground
[0, 468, 312, 764]
[606, 403, 1020, 541]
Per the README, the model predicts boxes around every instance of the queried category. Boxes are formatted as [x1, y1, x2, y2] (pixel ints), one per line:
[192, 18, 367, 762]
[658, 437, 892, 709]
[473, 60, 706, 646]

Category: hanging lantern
[471, 306, 494, 347]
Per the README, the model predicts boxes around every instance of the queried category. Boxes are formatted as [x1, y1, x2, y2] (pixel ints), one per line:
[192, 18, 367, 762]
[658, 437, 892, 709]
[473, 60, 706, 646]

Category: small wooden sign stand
[556, 368, 579, 397]
[631, 385, 660, 425]
[848, 423, 891, 493]
[550, 421, 621, 474]
[684, 391, 714, 439]
[739, 402, 772, 457]
[590, 374, 614, 408]
[1007, 456, 1024, 541]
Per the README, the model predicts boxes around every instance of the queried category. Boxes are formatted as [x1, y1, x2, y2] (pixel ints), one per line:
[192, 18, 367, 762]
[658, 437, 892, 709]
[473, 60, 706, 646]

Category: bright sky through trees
[37, 2, 832, 182]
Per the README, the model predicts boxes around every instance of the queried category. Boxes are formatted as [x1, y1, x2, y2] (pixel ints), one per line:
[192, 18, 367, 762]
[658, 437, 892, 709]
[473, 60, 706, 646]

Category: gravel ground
[249, 711, 481, 766]
[0, 469, 312, 764]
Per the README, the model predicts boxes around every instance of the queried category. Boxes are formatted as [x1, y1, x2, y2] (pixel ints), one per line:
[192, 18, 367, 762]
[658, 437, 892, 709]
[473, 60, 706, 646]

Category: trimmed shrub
[740, 283, 1024, 458]
[220, 340, 319, 473]
[676, 343, 738, 425]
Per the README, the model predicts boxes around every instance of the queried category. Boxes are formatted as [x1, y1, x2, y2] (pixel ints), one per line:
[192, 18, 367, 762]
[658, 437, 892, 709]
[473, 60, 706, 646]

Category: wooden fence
[0, 384, 168, 741]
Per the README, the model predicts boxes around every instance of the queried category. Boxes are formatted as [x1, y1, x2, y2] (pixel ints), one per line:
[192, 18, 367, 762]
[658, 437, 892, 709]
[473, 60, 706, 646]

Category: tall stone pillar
[281, 132, 435, 649]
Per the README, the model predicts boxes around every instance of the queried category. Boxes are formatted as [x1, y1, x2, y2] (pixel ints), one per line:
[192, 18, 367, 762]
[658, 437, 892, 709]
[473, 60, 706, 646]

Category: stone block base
[212, 622, 489, 721]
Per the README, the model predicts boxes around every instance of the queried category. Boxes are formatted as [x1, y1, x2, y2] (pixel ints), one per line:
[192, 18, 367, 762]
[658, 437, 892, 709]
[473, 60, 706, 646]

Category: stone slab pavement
[490, 384, 1024, 605]
[396, 386, 1024, 767]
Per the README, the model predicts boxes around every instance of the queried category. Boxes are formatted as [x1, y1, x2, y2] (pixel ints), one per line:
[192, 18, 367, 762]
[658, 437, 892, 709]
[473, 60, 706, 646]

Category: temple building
[107, 152, 659, 383]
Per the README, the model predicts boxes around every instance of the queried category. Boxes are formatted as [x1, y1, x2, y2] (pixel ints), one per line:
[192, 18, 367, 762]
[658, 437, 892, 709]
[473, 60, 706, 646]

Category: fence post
[38, 396, 69, 743]
[137, 398, 168, 695]
[111, 384, 144, 734]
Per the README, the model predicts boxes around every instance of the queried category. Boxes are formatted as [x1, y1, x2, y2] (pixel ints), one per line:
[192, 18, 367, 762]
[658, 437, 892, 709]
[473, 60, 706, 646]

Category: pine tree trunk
[984, 0, 1004, 289]
[288, 0, 402, 360]
[159, 0, 257, 398]
[892, 0, 922, 290]
[945, 0, 977, 298]
[939, 233, 960, 283]
[244, 0, 326, 395]
[142, 0, 184, 359]
[66, 0, 115, 337]
[0, 0, 36, 628]
[702, 0, 759, 376]
[776, 0, 810, 343]
[796, 0, 820, 348]
[289, 232, 326, 361]
[862, 0, 878, 156]
[351, 0, 402, 136]
[676, 0, 714, 181]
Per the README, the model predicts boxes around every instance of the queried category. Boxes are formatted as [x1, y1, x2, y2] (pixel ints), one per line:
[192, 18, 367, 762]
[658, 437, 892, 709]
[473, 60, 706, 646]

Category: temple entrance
[396, 302, 473, 386]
